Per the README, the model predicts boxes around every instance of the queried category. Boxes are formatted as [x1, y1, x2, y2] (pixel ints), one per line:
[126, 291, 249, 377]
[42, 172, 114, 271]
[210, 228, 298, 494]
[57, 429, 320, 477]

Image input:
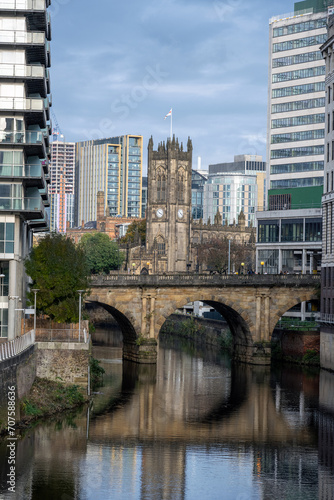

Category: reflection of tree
[196, 237, 255, 274]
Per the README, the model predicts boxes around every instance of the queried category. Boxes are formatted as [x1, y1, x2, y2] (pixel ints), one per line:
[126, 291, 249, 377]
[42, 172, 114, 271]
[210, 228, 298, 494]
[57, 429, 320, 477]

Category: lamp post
[77, 290, 85, 342]
[146, 262, 150, 274]
[31, 289, 39, 336]
[261, 261, 264, 275]
[132, 263, 135, 275]
[241, 262, 244, 275]
[228, 239, 231, 275]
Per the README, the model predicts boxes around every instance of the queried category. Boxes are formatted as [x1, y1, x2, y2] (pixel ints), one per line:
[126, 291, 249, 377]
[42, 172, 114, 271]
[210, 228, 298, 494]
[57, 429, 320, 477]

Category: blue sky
[50, 0, 295, 172]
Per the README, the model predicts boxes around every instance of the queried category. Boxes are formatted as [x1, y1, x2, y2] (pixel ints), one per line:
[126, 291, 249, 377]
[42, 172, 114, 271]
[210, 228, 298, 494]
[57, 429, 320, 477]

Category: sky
[50, 0, 296, 172]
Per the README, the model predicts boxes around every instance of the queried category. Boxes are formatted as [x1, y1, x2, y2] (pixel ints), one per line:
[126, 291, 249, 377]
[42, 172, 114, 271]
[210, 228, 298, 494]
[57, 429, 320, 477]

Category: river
[0, 327, 334, 500]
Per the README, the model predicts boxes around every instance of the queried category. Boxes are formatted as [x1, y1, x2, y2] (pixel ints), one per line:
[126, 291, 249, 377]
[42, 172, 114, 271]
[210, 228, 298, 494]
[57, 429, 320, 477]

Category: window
[269, 194, 291, 211]
[273, 34, 327, 53]
[271, 146, 324, 159]
[272, 82, 325, 99]
[270, 161, 324, 174]
[272, 65, 325, 83]
[273, 18, 326, 38]
[281, 219, 303, 242]
[272, 98, 325, 114]
[270, 177, 323, 189]
[272, 50, 323, 68]
[271, 114, 325, 129]
[271, 129, 324, 143]
[0, 222, 14, 253]
[258, 220, 279, 243]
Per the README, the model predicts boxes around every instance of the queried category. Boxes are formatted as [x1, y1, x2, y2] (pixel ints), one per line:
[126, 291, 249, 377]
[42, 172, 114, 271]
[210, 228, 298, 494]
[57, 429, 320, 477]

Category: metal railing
[2, 0, 47, 10]
[35, 328, 89, 343]
[319, 313, 334, 324]
[0, 329, 35, 363]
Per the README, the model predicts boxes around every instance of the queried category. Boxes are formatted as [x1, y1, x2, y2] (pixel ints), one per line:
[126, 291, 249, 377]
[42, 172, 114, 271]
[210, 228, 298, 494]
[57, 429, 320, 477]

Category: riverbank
[0, 377, 89, 436]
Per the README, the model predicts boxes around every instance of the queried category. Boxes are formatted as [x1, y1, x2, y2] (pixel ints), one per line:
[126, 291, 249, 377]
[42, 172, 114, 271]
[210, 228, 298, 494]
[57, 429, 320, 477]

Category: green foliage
[302, 349, 320, 365]
[220, 328, 233, 352]
[80, 232, 123, 274]
[179, 317, 205, 337]
[120, 219, 146, 244]
[25, 233, 90, 323]
[90, 357, 105, 389]
[21, 400, 42, 417]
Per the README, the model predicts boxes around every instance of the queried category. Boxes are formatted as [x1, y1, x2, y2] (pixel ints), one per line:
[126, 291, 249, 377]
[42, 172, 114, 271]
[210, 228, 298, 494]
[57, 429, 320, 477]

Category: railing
[0, 196, 45, 212]
[0, 63, 45, 78]
[2, 0, 47, 10]
[0, 97, 45, 112]
[0, 330, 35, 363]
[0, 130, 46, 146]
[269, 8, 313, 23]
[319, 313, 334, 324]
[0, 31, 45, 45]
[35, 328, 89, 343]
[90, 273, 321, 288]
[0, 164, 45, 179]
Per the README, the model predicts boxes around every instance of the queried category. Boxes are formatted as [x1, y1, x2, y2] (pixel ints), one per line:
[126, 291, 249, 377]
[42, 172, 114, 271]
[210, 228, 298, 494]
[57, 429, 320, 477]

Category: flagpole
[170, 109, 172, 140]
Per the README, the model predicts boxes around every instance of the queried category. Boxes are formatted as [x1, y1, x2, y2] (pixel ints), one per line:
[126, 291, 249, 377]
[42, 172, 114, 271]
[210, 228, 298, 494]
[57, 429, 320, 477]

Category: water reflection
[0, 328, 333, 499]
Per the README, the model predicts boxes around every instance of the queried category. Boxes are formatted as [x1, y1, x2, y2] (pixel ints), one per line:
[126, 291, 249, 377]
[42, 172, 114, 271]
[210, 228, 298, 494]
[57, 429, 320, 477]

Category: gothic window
[155, 235, 166, 255]
[177, 168, 185, 203]
[156, 168, 166, 202]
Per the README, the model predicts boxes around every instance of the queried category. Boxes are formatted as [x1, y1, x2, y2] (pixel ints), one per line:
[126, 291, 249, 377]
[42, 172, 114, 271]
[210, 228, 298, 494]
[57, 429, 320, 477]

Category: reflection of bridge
[88, 274, 320, 364]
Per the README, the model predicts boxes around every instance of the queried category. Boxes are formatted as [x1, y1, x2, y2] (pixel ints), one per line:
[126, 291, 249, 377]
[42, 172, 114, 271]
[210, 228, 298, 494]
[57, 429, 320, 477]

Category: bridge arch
[268, 289, 319, 337]
[156, 293, 254, 347]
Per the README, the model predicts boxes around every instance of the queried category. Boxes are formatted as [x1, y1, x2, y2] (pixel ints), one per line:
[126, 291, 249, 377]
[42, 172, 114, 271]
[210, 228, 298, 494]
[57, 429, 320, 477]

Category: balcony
[0, 196, 45, 220]
[0, 164, 46, 188]
[1, 2, 51, 36]
[0, 32, 50, 67]
[0, 130, 47, 158]
[0, 63, 49, 98]
[0, 97, 48, 127]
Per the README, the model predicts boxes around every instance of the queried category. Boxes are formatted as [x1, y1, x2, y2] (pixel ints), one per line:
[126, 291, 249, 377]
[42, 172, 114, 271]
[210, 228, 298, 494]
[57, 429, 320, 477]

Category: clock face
[156, 208, 163, 218]
[178, 209, 184, 219]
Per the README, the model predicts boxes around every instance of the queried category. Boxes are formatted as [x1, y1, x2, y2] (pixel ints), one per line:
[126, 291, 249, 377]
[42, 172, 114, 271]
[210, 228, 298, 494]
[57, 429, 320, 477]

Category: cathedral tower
[146, 136, 192, 272]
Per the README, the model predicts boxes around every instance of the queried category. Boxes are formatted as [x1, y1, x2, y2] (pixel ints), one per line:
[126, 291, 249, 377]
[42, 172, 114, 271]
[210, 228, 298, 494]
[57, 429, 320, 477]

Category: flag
[164, 109, 172, 119]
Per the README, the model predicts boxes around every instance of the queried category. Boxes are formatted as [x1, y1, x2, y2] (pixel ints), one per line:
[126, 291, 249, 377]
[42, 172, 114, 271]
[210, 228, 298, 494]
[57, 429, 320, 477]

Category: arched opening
[158, 298, 253, 354]
[87, 301, 138, 345]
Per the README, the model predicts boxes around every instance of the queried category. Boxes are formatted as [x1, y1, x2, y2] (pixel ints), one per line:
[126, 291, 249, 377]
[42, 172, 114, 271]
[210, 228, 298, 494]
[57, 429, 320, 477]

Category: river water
[0, 327, 334, 500]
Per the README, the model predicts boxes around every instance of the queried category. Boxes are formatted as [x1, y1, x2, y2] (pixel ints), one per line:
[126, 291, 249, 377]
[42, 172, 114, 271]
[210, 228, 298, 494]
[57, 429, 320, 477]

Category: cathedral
[130, 136, 255, 274]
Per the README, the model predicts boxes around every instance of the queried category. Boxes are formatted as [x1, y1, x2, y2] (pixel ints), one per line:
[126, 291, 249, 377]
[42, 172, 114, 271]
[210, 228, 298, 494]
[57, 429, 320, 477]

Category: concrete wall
[320, 329, 334, 371]
[36, 343, 90, 392]
[0, 346, 36, 428]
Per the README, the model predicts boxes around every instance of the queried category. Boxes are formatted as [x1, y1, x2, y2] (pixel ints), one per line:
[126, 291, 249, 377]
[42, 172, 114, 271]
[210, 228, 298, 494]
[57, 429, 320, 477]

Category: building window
[269, 194, 291, 211]
[258, 220, 279, 243]
[157, 172, 166, 202]
[281, 219, 303, 242]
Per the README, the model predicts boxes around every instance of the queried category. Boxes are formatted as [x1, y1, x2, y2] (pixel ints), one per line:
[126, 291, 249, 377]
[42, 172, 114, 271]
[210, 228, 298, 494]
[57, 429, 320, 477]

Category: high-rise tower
[0, 0, 52, 338]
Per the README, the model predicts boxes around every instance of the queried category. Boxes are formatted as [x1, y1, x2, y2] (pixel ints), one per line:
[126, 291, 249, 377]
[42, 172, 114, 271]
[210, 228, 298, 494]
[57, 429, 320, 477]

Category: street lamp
[31, 289, 39, 336]
[228, 239, 231, 275]
[241, 262, 244, 275]
[132, 263, 136, 275]
[77, 290, 85, 342]
[261, 261, 265, 275]
[146, 262, 150, 274]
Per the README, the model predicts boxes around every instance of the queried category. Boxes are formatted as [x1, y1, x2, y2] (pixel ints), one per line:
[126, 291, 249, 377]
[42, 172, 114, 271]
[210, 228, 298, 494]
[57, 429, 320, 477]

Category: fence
[35, 328, 88, 343]
[0, 329, 35, 362]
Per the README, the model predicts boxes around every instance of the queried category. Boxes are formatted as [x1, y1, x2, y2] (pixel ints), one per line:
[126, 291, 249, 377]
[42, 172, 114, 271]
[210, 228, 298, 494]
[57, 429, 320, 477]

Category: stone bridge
[87, 273, 320, 364]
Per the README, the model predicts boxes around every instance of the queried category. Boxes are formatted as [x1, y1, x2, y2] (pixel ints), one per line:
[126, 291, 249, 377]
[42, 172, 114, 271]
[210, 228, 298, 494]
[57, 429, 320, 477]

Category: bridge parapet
[91, 273, 320, 288]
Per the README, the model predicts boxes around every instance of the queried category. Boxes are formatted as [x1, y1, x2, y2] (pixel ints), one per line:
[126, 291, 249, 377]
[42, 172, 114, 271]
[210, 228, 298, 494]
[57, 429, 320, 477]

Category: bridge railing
[0, 329, 35, 363]
[35, 328, 89, 343]
[90, 273, 321, 287]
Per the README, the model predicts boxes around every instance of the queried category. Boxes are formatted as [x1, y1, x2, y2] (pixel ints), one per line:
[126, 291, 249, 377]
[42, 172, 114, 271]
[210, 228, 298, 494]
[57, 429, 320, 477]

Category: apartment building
[75, 135, 142, 225]
[49, 139, 75, 232]
[0, 0, 52, 338]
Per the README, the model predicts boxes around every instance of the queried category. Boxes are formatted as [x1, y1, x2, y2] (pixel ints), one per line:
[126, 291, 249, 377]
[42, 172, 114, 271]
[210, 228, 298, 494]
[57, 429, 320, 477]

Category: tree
[196, 237, 254, 274]
[25, 233, 90, 323]
[80, 232, 123, 274]
[120, 219, 146, 245]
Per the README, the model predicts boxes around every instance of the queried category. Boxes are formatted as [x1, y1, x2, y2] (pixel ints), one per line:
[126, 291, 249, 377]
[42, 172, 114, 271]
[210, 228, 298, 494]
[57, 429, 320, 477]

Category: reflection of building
[0, 1, 52, 338]
[205, 155, 266, 227]
[50, 140, 75, 232]
[75, 135, 143, 225]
